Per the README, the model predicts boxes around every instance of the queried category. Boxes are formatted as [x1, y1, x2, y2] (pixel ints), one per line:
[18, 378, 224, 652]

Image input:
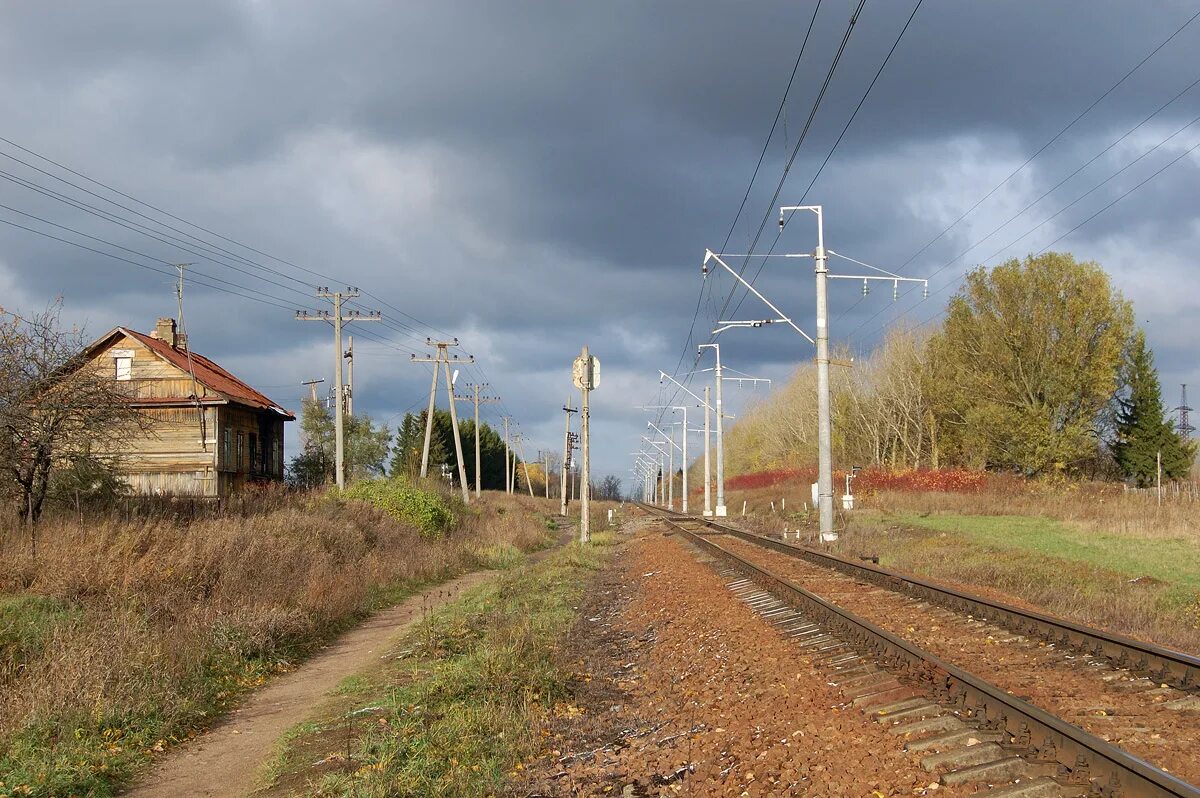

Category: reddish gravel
[518, 527, 977, 797]
[716, 534, 1200, 786]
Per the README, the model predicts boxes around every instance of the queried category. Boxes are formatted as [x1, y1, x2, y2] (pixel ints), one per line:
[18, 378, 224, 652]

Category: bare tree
[596, 474, 622, 501]
[1, 304, 147, 532]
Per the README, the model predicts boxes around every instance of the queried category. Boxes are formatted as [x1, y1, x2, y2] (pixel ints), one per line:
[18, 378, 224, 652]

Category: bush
[342, 477, 455, 537]
[725, 467, 988, 494]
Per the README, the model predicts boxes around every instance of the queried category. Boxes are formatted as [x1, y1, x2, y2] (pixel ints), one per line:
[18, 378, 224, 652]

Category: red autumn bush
[725, 467, 989, 494]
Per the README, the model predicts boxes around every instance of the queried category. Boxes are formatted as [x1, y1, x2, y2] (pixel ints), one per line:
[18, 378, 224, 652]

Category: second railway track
[642, 504, 1200, 798]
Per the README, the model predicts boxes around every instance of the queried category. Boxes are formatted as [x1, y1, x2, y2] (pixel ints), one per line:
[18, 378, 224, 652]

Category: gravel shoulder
[718, 534, 1200, 786]
[518, 524, 974, 797]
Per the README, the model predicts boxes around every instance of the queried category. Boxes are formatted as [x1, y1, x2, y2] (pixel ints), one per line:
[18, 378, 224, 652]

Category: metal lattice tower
[1177, 384, 1195, 439]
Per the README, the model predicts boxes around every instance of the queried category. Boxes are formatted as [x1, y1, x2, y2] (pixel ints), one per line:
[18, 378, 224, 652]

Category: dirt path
[122, 571, 492, 798]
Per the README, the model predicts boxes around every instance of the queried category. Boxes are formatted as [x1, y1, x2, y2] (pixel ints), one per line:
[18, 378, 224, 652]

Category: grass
[720, 477, 1200, 652]
[0, 491, 562, 798]
[892, 512, 1200, 602]
[261, 533, 619, 797]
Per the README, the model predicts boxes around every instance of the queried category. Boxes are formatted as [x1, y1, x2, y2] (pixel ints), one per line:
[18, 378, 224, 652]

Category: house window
[115, 357, 132, 381]
[237, 431, 244, 471]
[249, 433, 259, 475]
[223, 429, 232, 469]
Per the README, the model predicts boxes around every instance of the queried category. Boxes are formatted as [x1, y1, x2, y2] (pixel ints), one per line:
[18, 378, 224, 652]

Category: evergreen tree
[389, 412, 424, 479]
[1110, 330, 1194, 486]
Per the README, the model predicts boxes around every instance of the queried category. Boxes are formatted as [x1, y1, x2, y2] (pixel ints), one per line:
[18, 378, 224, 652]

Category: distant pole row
[641, 204, 929, 541]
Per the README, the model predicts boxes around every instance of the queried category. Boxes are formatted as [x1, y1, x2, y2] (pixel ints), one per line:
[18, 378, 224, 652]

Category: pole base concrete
[715, 505, 727, 517]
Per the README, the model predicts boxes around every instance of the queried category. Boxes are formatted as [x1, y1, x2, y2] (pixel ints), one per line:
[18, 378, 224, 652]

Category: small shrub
[342, 477, 455, 537]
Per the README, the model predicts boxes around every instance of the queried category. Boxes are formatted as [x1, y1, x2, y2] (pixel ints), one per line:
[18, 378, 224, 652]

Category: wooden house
[82, 317, 294, 497]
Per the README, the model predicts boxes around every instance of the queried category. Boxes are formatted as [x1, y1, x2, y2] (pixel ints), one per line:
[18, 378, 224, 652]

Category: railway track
[640, 504, 1200, 798]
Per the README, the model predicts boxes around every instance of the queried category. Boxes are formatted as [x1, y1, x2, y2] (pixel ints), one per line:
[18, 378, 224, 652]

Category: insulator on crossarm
[892, 280, 899, 301]
[862, 279, 869, 297]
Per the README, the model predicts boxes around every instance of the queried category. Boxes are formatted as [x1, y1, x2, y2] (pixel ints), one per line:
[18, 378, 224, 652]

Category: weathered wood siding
[85, 332, 283, 498]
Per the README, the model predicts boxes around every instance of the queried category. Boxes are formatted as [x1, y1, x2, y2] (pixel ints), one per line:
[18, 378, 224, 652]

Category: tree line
[287, 402, 624, 498]
[726, 252, 1194, 485]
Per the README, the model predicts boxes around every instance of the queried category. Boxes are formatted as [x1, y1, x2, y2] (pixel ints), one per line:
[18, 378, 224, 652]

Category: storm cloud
[2, 1, 1198, 479]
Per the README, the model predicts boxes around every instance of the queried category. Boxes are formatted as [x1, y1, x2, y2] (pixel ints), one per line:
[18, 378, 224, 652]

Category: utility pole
[647, 420, 683, 510]
[698, 343, 726, 516]
[561, 399, 577, 515]
[302, 378, 325, 403]
[656, 372, 715, 517]
[1176, 385, 1195, 439]
[297, 288, 380, 489]
[703, 206, 926, 541]
[411, 339, 473, 503]
[509, 432, 520, 493]
[703, 386, 712, 516]
[344, 335, 354, 417]
[456, 383, 498, 497]
[641, 406, 689, 513]
[515, 436, 536, 498]
[502, 417, 512, 494]
[573, 346, 598, 543]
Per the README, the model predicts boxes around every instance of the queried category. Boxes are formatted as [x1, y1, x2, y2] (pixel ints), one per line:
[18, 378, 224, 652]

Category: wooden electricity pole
[297, 288, 380, 489]
[410, 339, 473, 503]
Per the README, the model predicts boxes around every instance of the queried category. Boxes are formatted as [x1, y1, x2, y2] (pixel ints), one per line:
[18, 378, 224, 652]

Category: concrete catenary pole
[698, 343, 726, 517]
[811, 209, 835, 541]
[703, 385, 712, 517]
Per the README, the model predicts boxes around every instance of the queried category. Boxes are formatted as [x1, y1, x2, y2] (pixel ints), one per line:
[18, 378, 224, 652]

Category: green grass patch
[1, 595, 81, 676]
[271, 540, 610, 798]
[894, 512, 1200, 598]
[342, 478, 455, 537]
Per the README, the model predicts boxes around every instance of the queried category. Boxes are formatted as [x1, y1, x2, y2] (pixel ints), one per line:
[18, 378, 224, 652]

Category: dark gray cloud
[2, 1, 1198, 479]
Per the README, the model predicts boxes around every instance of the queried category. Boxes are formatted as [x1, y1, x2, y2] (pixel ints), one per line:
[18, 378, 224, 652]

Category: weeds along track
[641, 506, 1200, 798]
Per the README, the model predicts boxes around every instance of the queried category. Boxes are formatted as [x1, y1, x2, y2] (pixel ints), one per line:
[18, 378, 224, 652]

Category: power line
[890, 5, 1200, 276]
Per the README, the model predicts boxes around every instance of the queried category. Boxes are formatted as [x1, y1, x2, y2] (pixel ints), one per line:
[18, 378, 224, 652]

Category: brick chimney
[152, 317, 178, 348]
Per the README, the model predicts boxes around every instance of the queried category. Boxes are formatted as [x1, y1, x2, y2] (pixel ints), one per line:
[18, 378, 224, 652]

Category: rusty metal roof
[115, 328, 295, 419]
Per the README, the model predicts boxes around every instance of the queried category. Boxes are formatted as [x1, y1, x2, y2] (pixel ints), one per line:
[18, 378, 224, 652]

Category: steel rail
[653, 511, 1200, 798]
[645, 505, 1200, 692]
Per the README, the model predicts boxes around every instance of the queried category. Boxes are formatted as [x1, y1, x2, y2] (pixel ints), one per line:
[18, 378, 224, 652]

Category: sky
[2, 1, 1198, 485]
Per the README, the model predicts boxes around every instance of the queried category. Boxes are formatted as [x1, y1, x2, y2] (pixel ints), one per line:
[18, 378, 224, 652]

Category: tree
[1110, 330, 1194, 486]
[389, 411, 424, 479]
[288, 398, 390, 485]
[0, 304, 146, 525]
[928, 252, 1133, 475]
[596, 475, 622, 501]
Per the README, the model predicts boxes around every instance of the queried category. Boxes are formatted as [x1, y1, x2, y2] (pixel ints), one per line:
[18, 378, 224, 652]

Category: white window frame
[115, 356, 132, 381]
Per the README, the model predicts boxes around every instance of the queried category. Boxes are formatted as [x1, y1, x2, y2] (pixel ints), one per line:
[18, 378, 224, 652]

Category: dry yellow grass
[0, 490, 561, 796]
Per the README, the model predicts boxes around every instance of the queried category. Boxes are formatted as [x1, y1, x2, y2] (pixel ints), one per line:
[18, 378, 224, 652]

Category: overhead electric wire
[890, 5, 1200, 276]
[852, 116, 1200, 344]
[0, 215, 294, 311]
[0, 134, 519, 423]
[717, 0, 869, 327]
[0, 170, 318, 303]
[655, 0, 826, 431]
